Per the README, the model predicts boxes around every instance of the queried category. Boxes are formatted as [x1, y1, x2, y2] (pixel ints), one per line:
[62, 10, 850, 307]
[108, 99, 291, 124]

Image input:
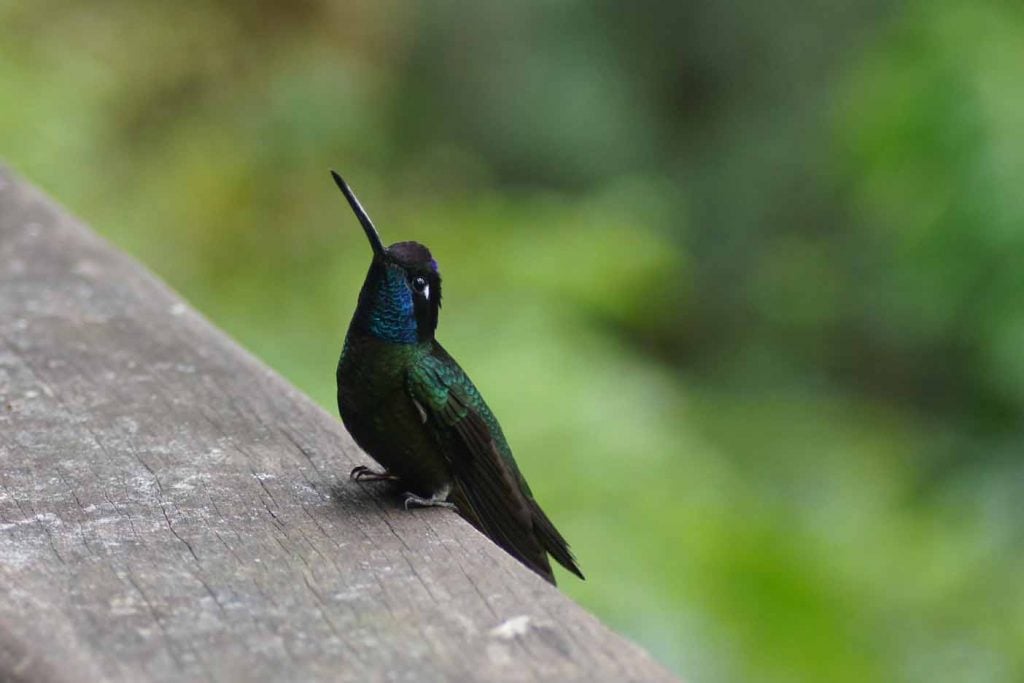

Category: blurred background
[3, 1, 1023, 680]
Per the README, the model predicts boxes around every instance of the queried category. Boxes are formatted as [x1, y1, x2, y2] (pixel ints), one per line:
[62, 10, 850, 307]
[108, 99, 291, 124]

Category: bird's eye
[411, 276, 429, 294]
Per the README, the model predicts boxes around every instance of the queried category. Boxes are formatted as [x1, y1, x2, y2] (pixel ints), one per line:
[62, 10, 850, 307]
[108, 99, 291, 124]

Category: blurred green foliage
[3, 1, 1023, 680]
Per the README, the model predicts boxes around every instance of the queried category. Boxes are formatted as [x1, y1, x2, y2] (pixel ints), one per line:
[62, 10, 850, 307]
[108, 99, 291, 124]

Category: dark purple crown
[388, 241, 438, 272]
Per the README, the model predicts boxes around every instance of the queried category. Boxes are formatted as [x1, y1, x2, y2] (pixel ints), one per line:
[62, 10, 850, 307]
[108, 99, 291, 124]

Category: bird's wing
[406, 349, 557, 583]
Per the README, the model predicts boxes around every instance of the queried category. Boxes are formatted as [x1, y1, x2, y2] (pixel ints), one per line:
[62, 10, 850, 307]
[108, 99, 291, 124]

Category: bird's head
[332, 171, 442, 344]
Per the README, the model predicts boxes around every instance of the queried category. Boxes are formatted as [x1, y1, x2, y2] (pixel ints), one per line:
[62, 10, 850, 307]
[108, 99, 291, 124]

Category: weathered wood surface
[0, 167, 677, 683]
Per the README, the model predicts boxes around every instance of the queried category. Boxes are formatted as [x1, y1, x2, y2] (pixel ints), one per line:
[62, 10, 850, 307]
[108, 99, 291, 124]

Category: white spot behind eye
[411, 276, 429, 298]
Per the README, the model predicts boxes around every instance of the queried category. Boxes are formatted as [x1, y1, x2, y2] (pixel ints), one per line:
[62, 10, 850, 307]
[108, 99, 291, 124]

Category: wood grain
[0, 166, 679, 683]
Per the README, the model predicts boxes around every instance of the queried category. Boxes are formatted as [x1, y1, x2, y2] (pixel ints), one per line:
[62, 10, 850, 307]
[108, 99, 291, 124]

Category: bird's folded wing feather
[405, 352, 554, 581]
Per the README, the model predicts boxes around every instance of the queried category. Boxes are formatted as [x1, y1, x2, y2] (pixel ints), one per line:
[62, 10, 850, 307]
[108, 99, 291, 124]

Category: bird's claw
[402, 491, 456, 510]
[350, 465, 400, 482]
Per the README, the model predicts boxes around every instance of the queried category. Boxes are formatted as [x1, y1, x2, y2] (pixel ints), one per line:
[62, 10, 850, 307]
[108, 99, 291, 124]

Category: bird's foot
[402, 491, 456, 511]
[350, 465, 400, 482]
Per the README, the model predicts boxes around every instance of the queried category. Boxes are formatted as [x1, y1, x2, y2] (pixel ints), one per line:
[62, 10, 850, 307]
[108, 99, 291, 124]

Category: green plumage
[331, 171, 582, 584]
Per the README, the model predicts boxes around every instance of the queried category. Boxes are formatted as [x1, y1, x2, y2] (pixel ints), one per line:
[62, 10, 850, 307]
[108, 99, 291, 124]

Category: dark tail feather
[450, 483, 558, 584]
[531, 503, 584, 580]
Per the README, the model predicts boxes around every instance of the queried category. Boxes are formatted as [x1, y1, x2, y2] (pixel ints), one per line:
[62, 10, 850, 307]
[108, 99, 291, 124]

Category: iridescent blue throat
[356, 265, 418, 344]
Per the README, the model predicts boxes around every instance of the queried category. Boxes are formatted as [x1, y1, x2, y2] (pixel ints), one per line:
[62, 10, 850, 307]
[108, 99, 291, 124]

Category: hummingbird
[331, 171, 583, 585]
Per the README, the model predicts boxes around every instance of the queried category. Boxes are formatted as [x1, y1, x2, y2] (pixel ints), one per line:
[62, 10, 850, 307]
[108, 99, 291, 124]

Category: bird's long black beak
[331, 170, 386, 258]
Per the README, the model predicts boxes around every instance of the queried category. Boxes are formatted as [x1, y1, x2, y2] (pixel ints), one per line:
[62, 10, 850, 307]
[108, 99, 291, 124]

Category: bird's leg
[402, 487, 456, 511]
[350, 465, 400, 482]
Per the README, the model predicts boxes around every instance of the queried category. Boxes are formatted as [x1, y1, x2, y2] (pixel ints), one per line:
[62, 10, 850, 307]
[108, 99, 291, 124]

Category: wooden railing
[0, 166, 677, 683]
